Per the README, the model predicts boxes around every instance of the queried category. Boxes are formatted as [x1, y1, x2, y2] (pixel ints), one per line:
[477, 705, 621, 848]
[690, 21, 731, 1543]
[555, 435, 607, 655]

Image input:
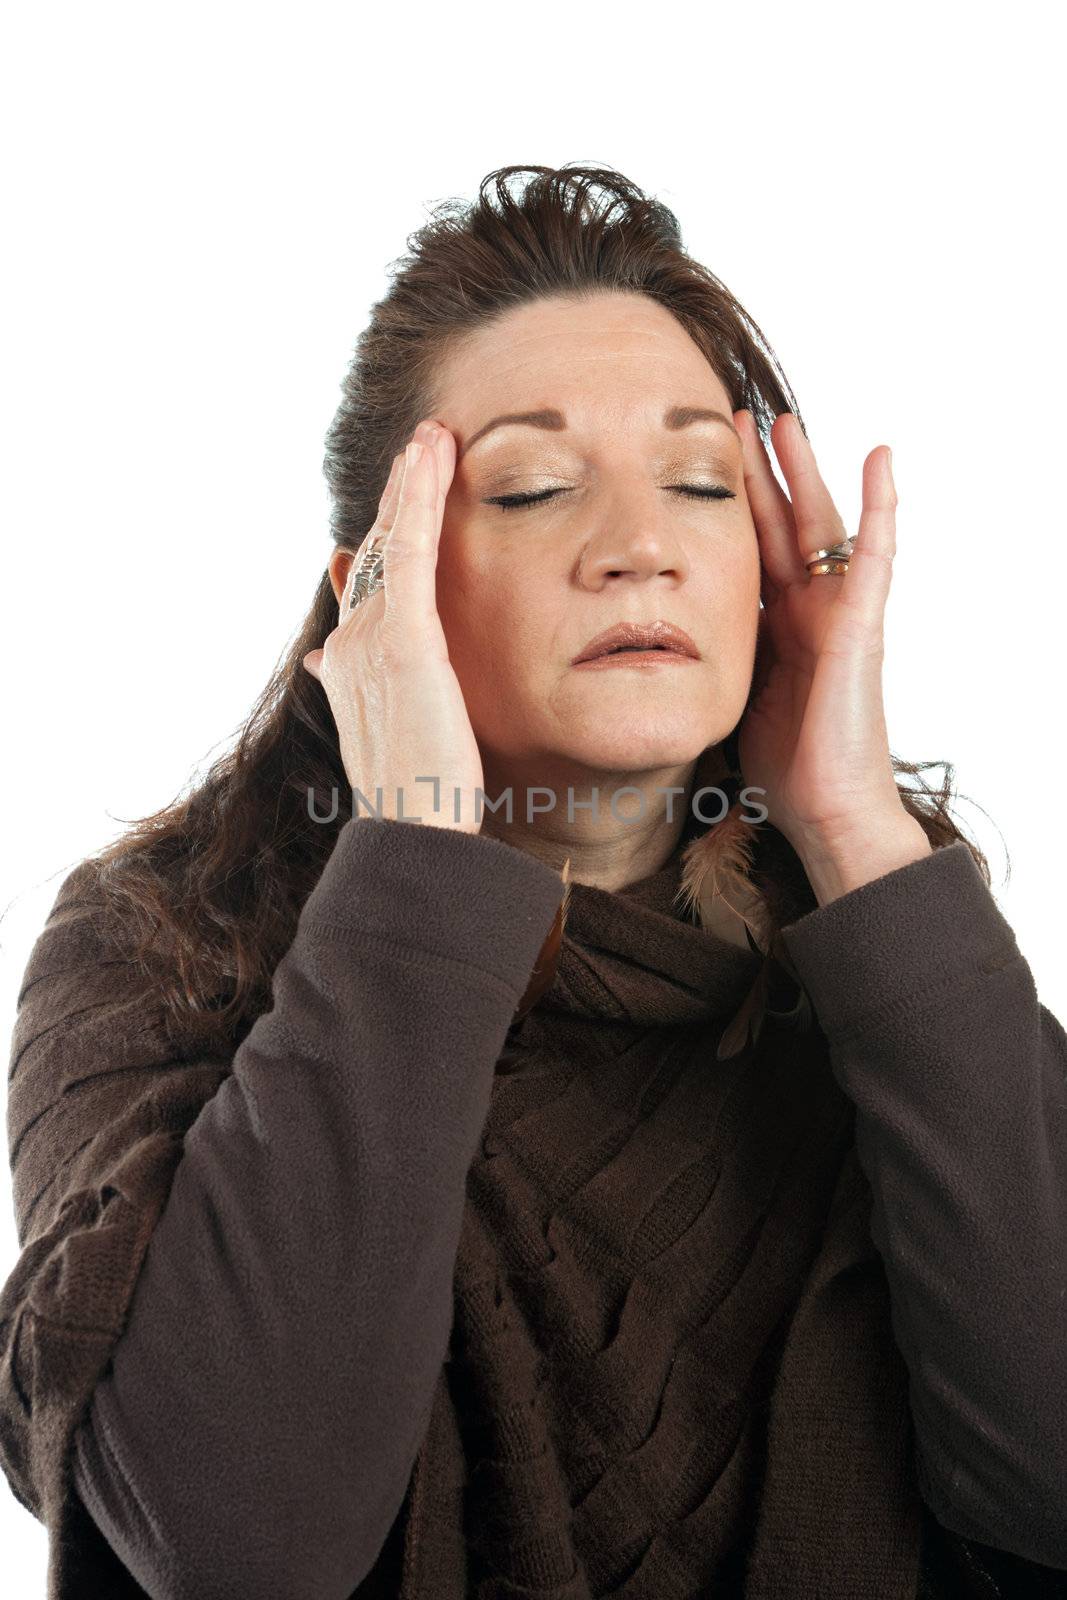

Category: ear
[328, 548, 355, 609]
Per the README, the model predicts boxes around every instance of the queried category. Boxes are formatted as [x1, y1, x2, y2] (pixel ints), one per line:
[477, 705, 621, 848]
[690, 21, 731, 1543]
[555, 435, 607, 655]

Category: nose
[574, 509, 690, 589]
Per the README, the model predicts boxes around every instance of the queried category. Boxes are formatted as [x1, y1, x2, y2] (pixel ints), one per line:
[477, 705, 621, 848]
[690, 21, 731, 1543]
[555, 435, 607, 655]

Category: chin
[563, 728, 712, 776]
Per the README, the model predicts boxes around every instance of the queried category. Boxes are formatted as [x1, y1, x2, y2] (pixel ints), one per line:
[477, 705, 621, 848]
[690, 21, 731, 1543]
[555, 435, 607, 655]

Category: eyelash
[484, 485, 737, 513]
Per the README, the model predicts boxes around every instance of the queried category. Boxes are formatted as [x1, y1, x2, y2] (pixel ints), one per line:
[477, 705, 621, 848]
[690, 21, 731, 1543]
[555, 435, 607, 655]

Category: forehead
[434, 291, 734, 424]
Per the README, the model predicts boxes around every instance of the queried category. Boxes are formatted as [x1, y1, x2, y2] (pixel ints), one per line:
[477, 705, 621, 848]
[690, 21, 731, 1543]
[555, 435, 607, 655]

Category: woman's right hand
[302, 419, 486, 834]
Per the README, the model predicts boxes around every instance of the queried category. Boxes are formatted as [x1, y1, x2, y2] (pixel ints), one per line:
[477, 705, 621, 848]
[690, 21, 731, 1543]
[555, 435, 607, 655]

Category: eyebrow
[458, 405, 741, 460]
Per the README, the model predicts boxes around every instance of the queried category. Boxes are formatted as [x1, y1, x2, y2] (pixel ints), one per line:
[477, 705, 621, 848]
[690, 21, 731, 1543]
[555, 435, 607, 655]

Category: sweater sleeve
[778, 838, 1067, 1570]
[2, 816, 565, 1600]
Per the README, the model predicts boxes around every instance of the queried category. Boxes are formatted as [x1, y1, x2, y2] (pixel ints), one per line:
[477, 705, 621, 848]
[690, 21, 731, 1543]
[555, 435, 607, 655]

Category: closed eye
[484, 485, 737, 513]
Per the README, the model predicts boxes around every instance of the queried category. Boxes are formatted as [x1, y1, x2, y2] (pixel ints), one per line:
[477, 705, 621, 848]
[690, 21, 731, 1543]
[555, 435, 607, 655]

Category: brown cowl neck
[386, 821, 925, 1600]
[528, 828, 766, 1029]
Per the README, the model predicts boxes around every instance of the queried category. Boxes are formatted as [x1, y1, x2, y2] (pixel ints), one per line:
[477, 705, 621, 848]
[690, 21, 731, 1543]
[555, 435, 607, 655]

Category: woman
[2, 163, 1064, 1599]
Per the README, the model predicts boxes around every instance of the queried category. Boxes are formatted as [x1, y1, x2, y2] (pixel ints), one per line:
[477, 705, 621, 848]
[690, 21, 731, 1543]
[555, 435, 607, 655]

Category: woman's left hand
[732, 409, 929, 894]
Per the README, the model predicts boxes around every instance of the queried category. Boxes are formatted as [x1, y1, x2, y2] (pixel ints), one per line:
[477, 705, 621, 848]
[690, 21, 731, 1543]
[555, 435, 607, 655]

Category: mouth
[571, 647, 699, 670]
[571, 620, 701, 665]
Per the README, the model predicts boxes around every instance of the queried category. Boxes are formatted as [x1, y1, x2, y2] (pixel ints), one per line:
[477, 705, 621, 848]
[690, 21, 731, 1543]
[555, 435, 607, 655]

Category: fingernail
[406, 441, 423, 467]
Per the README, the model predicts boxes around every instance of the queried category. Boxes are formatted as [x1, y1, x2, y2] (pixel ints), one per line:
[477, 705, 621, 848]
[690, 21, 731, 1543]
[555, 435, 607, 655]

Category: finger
[383, 428, 455, 627]
[302, 648, 323, 679]
[735, 409, 806, 596]
[837, 446, 896, 635]
[338, 452, 404, 624]
[768, 412, 851, 568]
[343, 534, 384, 620]
[375, 449, 406, 536]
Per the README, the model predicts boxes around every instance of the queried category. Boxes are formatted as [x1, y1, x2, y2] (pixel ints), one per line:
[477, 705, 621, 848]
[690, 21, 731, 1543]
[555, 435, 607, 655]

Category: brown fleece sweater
[2, 815, 1066, 1599]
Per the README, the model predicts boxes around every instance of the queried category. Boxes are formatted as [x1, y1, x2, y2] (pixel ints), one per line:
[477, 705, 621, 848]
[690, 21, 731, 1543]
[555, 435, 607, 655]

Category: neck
[477, 744, 735, 897]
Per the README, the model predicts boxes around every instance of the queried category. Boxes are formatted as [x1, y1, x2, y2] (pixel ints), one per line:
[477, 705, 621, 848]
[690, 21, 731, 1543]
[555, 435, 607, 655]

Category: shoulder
[11, 857, 157, 1057]
[8, 855, 213, 1154]
[7, 856, 230, 1246]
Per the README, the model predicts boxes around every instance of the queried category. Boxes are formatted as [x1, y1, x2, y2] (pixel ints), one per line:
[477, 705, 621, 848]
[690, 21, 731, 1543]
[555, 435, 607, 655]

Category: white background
[2, 0, 1063, 1588]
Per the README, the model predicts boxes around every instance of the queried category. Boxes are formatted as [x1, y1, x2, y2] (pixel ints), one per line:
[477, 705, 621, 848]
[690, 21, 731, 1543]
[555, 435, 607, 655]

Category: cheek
[702, 534, 761, 620]
[437, 530, 546, 658]
[434, 530, 484, 640]
[434, 546, 525, 690]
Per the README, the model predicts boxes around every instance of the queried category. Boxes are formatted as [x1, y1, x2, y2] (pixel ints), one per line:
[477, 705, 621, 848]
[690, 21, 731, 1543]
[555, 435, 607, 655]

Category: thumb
[302, 649, 324, 679]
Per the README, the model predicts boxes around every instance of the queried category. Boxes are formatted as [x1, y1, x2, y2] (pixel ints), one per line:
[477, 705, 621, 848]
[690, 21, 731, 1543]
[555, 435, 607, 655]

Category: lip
[571, 620, 701, 665]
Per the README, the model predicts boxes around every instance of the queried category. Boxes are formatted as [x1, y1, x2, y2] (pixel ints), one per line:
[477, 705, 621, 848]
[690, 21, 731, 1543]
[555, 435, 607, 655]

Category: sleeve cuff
[779, 840, 1021, 1041]
[296, 816, 568, 996]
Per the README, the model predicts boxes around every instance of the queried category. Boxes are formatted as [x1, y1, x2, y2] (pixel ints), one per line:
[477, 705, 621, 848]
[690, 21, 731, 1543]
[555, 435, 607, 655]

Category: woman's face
[429, 291, 762, 804]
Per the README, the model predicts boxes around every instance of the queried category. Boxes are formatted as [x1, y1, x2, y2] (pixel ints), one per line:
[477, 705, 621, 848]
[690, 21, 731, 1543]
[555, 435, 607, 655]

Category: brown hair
[57, 161, 994, 1050]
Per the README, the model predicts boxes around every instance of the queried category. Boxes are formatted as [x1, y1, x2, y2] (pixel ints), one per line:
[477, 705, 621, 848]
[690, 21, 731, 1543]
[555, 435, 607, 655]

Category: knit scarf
[390, 818, 924, 1600]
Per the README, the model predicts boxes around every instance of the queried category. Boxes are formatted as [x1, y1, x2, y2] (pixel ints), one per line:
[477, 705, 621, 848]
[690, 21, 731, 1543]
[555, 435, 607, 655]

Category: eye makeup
[485, 484, 737, 513]
[477, 450, 741, 513]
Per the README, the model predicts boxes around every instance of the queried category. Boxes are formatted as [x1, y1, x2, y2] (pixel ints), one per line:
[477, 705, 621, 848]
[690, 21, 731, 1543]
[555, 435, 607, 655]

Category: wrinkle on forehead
[432, 296, 734, 448]
[441, 346, 731, 434]
[455, 324, 710, 371]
